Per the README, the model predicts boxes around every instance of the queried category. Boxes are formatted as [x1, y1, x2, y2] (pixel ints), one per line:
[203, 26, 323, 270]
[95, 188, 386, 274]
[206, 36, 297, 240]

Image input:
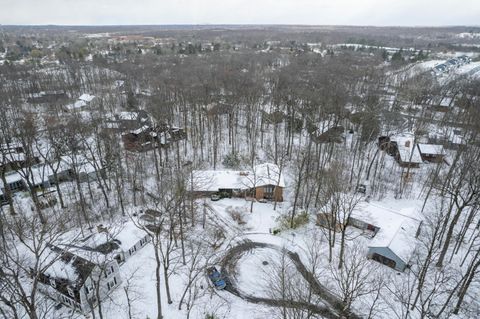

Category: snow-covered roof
[60, 155, 100, 175]
[64, 94, 95, 111]
[117, 111, 139, 121]
[43, 249, 80, 280]
[369, 218, 419, 262]
[43, 246, 97, 289]
[192, 163, 285, 192]
[130, 125, 150, 135]
[3, 171, 23, 184]
[193, 170, 246, 191]
[352, 200, 421, 262]
[417, 144, 445, 155]
[65, 100, 87, 110]
[0, 141, 22, 151]
[57, 221, 147, 263]
[27, 165, 52, 186]
[439, 97, 453, 107]
[0, 152, 25, 163]
[391, 133, 422, 164]
[254, 163, 285, 188]
[78, 93, 95, 102]
[113, 221, 148, 251]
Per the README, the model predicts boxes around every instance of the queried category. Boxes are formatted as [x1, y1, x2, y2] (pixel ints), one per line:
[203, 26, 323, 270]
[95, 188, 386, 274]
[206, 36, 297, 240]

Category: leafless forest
[1, 25, 480, 319]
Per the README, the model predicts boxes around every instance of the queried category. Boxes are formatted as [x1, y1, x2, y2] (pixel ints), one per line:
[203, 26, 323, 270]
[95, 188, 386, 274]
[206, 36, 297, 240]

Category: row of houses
[0, 154, 104, 205]
[432, 56, 471, 76]
[38, 221, 150, 313]
[379, 133, 446, 168]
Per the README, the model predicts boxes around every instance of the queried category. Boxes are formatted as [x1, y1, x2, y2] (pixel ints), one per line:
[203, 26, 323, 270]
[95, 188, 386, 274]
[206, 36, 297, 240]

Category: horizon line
[1, 23, 480, 28]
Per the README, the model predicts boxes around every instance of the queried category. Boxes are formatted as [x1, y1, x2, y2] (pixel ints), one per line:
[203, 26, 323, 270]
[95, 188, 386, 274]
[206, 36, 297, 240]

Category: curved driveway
[220, 241, 362, 319]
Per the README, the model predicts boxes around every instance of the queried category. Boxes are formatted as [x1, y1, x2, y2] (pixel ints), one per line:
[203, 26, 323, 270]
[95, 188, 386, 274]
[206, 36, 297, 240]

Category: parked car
[210, 194, 221, 201]
[207, 267, 226, 289]
[356, 184, 367, 194]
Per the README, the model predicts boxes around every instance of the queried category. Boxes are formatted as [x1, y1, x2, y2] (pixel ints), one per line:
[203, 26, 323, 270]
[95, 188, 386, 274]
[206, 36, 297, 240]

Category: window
[67, 287, 75, 298]
[129, 245, 137, 255]
[371, 253, 396, 269]
[104, 265, 115, 278]
[264, 186, 274, 193]
[107, 278, 117, 291]
[140, 237, 148, 246]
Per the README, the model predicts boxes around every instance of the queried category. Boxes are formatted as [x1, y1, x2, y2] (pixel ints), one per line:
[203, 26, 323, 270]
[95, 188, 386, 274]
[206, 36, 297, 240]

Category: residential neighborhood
[1, 10, 480, 319]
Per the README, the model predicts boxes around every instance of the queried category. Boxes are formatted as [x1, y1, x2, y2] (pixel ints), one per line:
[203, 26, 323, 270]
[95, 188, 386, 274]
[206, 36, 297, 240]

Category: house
[37, 221, 150, 313]
[394, 135, 422, 168]
[379, 133, 422, 168]
[27, 91, 68, 105]
[45, 160, 73, 185]
[25, 164, 53, 190]
[37, 246, 121, 313]
[122, 125, 186, 152]
[72, 221, 151, 265]
[122, 125, 159, 152]
[317, 200, 422, 272]
[432, 64, 447, 75]
[252, 163, 285, 201]
[65, 93, 96, 111]
[417, 144, 446, 163]
[367, 219, 420, 272]
[0, 171, 26, 196]
[192, 163, 285, 202]
[60, 155, 105, 182]
[352, 201, 421, 271]
[457, 55, 471, 64]
[0, 151, 27, 172]
[0, 142, 40, 173]
[113, 111, 150, 131]
[0, 142, 24, 154]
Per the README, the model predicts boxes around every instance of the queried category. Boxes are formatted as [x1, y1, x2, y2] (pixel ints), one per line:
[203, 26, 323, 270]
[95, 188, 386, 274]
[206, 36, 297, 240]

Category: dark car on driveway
[207, 267, 227, 289]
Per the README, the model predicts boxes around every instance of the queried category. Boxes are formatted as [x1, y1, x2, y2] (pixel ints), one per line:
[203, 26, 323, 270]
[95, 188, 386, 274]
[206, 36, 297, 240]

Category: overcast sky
[0, 0, 479, 26]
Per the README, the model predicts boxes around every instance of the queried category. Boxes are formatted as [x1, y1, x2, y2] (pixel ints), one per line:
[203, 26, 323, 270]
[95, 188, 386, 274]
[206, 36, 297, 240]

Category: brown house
[254, 184, 283, 202]
[417, 144, 445, 163]
[192, 163, 285, 202]
[379, 134, 423, 168]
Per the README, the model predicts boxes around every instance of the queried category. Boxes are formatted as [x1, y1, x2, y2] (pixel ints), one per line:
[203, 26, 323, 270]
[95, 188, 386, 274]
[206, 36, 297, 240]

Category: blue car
[207, 267, 227, 289]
